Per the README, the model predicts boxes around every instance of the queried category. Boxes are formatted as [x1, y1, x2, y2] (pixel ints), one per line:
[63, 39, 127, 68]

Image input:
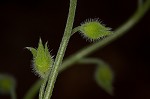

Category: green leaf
[95, 64, 114, 95]
[26, 47, 37, 58]
[0, 74, 16, 94]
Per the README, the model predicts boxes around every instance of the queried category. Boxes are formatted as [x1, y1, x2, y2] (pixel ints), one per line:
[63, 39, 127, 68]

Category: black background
[0, 0, 150, 99]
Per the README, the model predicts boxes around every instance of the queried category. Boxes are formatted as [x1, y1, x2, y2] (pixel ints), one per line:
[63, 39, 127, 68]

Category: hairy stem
[43, 0, 77, 99]
[60, 0, 150, 72]
[71, 26, 81, 36]
[24, 0, 150, 99]
[39, 77, 48, 99]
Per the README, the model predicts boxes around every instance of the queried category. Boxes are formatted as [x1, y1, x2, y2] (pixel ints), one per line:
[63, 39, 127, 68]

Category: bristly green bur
[26, 38, 53, 78]
[79, 19, 112, 41]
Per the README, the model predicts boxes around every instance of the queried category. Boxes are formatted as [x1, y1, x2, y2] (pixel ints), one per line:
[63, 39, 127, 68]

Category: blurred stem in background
[23, 0, 150, 99]
[138, 0, 143, 9]
[10, 89, 17, 99]
[23, 80, 42, 99]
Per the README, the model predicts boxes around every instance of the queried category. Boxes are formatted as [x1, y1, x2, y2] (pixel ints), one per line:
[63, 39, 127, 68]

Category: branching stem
[60, 0, 150, 72]
[23, 0, 150, 99]
[43, 0, 77, 99]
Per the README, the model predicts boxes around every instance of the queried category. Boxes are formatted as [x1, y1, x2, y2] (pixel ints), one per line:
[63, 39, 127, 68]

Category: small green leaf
[95, 64, 114, 95]
[26, 47, 37, 58]
[0, 74, 16, 94]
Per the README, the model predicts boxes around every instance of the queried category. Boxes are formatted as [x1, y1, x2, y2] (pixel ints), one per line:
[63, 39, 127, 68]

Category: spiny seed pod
[79, 19, 112, 41]
[26, 38, 53, 78]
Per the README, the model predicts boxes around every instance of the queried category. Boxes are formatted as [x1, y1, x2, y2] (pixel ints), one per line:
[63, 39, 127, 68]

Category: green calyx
[79, 19, 112, 41]
[26, 39, 53, 78]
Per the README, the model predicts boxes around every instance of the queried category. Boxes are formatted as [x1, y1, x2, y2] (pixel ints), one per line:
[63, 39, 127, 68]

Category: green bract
[95, 64, 114, 95]
[26, 39, 53, 78]
[79, 19, 112, 41]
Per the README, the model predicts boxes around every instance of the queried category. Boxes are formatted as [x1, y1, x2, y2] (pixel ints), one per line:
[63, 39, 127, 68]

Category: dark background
[0, 0, 150, 99]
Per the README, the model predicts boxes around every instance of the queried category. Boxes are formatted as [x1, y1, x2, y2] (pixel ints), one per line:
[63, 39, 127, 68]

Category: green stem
[59, 0, 150, 72]
[71, 26, 81, 36]
[39, 72, 51, 99]
[43, 0, 77, 99]
[78, 58, 104, 65]
[138, 0, 143, 9]
[39, 78, 47, 99]
[24, 1, 150, 99]
[23, 79, 42, 99]
[10, 89, 17, 99]
[39, 81, 44, 99]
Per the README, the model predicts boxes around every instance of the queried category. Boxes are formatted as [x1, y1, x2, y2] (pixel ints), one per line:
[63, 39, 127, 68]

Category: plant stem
[71, 26, 81, 36]
[39, 80, 44, 99]
[10, 89, 17, 99]
[138, 0, 143, 9]
[39, 78, 47, 99]
[43, 0, 77, 99]
[77, 58, 105, 65]
[24, 1, 150, 99]
[59, 0, 150, 72]
[23, 79, 42, 99]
